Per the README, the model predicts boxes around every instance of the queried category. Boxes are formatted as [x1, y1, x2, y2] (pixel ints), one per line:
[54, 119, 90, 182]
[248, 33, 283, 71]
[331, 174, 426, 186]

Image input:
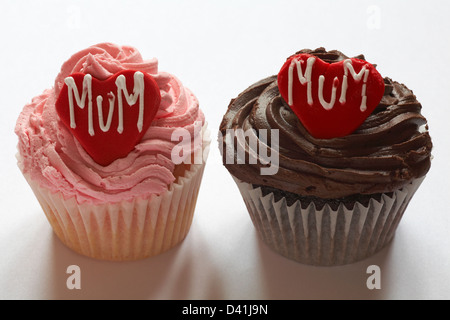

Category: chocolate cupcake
[219, 48, 432, 266]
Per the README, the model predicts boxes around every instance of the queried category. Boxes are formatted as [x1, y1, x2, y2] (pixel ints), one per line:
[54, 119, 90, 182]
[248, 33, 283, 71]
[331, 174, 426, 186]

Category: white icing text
[288, 57, 371, 111]
[64, 71, 145, 136]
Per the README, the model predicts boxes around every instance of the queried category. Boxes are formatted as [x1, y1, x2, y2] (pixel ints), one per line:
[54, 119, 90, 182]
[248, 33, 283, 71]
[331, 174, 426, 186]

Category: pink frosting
[16, 43, 205, 204]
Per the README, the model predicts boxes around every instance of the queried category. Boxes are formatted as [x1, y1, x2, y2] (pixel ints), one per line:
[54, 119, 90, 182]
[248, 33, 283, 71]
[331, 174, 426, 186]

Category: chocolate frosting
[219, 48, 432, 199]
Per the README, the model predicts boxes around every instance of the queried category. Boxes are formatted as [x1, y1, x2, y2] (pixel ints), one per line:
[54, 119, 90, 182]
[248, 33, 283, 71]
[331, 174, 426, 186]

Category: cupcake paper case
[15, 43, 210, 261]
[219, 48, 432, 266]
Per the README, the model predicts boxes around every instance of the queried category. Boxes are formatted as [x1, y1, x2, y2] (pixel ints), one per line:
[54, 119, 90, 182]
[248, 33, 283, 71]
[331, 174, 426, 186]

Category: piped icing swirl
[16, 43, 204, 204]
[220, 48, 432, 199]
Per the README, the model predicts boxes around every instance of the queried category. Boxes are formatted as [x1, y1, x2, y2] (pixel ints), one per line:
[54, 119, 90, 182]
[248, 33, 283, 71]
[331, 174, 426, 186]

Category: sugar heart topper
[56, 70, 161, 166]
[277, 53, 385, 139]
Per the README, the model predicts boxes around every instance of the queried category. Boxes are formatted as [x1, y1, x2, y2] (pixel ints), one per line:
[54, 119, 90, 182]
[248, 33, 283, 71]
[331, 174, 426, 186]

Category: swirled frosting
[16, 43, 204, 204]
[220, 48, 432, 199]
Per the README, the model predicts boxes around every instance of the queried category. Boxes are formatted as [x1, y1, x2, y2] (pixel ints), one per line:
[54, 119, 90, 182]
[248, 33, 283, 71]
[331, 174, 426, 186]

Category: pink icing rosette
[16, 43, 205, 204]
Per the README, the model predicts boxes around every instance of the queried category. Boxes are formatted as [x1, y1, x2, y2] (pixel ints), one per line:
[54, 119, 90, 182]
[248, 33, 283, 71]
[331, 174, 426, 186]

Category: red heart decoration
[277, 53, 385, 139]
[56, 70, 161, 166]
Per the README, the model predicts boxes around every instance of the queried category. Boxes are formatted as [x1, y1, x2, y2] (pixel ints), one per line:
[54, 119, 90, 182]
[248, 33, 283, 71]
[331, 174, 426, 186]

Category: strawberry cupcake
[219, 48, 432, 265]
[15, 43, 210, 261]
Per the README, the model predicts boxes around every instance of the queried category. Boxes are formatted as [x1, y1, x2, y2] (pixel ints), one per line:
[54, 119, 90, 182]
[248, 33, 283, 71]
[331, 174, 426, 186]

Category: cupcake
[15, 43, 210, 261]
[219, 47, 432, 266]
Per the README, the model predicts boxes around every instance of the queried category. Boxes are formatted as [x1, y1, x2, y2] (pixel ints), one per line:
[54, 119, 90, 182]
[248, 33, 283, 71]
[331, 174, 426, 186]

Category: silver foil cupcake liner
[233, 176, 425, 266]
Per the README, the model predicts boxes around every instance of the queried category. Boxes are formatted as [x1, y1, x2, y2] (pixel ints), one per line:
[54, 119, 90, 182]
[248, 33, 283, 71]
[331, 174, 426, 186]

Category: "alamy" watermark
[170, 122, 280, 175]
[217, 128, 280, 175]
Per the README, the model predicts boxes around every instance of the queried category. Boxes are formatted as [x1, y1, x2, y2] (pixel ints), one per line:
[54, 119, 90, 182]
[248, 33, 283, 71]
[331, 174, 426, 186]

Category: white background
[1, 0, 449, 300]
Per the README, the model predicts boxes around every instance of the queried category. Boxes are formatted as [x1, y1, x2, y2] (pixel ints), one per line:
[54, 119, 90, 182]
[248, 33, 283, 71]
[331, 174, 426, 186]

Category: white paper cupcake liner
[233, 176, 425, 266]
[21, 126, 211, 261]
